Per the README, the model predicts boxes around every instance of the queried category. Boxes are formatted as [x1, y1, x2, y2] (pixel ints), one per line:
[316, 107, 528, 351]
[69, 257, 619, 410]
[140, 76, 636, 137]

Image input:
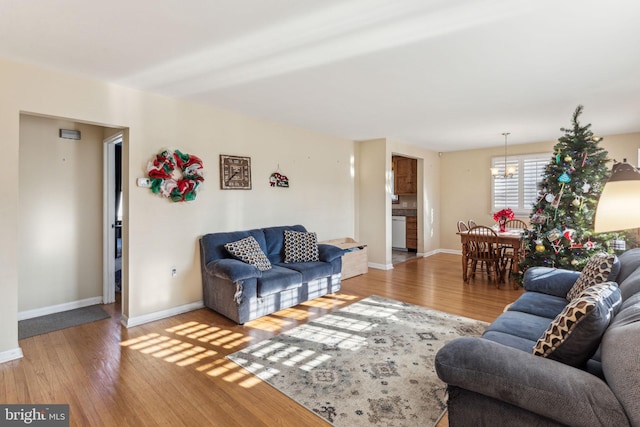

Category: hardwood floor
[1, 253, 523, 426]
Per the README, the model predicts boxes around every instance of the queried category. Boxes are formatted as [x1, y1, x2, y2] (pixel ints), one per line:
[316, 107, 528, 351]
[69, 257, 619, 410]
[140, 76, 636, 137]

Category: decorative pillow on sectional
[224, 236, 272, 271]
[284, 230, 319, 263]
[532, 282, 621, 366]
[566, 252, 616, 301]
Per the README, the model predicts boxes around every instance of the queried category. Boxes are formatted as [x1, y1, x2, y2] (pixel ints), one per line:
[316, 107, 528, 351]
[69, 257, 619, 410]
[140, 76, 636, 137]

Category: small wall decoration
[269, 166, 289, 188]
[147, 149, 204, 202]
[220, 155, 251, 190]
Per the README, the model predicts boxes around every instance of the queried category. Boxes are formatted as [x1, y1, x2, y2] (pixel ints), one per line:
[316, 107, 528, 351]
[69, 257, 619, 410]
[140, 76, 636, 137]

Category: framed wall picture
[220, 155, 252, 190]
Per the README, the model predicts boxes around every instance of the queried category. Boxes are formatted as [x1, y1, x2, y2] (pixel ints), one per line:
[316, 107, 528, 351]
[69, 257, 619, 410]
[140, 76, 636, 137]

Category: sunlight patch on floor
[248, 315, 294, 332]
[286, 324, 366, 351]
[312, 313, 374, 332]
[118, 294, 367, 390]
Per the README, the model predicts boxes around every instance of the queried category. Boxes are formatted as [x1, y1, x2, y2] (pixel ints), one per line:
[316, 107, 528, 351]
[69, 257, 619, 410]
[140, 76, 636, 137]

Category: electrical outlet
[171, 267, 177, 277]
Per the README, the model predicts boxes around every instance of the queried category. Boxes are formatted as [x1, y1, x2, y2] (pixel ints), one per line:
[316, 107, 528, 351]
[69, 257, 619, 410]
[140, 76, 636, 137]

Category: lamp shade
[594, 161, 640, 233]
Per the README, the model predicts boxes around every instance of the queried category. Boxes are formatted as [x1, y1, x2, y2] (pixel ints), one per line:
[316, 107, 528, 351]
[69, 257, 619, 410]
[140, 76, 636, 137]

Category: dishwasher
[392, 216, 407, 250]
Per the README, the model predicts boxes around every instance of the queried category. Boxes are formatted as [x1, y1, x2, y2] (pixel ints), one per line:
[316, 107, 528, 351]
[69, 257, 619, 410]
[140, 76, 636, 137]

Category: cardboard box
[321, 237, 368, 279]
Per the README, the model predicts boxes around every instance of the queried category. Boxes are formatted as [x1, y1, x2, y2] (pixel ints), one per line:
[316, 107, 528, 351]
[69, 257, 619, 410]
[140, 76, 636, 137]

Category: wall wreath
[147, 149, 204, 202]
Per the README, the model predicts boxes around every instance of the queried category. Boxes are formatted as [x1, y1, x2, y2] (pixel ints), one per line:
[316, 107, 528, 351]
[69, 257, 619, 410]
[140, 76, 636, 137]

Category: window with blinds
[491, 153, 550, 215]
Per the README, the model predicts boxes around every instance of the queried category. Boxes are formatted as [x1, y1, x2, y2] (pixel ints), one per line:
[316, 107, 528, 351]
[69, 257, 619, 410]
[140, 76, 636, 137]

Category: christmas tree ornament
[531, 211, 548, 224]
[584, 238, 596, 249]
[545, 193, 555, 203]
[582, 151, 589, 167]
[550, 240, 564, 254]
[572, 197, 581, 207]
[551, 186, 564, 208]
[556, 149, 562, 164]
[571, 259, 579, 266]
[581, 182, 591, 193]
[563, 228, 576, 241]
[558, 172, 571, 183]
[564, 155, 573, 163]
[547, 228, 562, 241]
[535, 239, 545, 252]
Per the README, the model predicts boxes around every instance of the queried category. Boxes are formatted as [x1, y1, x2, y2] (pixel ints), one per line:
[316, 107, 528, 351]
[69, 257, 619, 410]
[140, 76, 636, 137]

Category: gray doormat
[19, 305, 111, 340]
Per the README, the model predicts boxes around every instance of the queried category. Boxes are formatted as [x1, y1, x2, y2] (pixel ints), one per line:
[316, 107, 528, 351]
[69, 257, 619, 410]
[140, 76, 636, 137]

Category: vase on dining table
[499, 218, 507, 232]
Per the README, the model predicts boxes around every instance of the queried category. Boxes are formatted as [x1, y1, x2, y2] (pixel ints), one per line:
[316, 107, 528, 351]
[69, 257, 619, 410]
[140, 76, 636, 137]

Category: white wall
[356, 139, 388, 267]
[0, 57, 355, 359]
[356, 138, 440, 267]
[18, 115, 104, 312]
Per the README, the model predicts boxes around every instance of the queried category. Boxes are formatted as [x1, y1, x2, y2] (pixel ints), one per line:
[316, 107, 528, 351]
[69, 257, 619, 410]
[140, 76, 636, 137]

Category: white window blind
[491, 153, 549, 216]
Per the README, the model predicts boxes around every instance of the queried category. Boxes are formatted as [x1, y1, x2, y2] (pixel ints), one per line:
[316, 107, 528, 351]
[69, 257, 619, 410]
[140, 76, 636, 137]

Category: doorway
[103, 133, 123, 304]
[391, 154, 419, 264]
[18, 115, 123, 319]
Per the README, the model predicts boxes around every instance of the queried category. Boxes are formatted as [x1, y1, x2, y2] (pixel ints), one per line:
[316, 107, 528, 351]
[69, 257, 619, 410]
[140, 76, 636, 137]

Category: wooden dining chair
[505, 219, 528, 230]
[457, 221, 471, 277]
[468, 219, 477, 229]
[502, 219, 528, 276]
[465, 225, 505, 287]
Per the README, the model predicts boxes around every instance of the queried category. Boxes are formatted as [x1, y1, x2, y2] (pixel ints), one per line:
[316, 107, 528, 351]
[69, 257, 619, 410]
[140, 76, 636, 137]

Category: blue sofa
[199, 225, 343, 324]
[435, 248, 640, 426]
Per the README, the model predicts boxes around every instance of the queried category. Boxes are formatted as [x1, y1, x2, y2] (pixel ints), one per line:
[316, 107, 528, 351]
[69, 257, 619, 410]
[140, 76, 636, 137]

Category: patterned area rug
[227, 295, 488, 426]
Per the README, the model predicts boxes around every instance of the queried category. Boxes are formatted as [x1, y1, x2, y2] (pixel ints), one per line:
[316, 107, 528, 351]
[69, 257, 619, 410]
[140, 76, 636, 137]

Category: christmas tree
[519, 105, 618, 274]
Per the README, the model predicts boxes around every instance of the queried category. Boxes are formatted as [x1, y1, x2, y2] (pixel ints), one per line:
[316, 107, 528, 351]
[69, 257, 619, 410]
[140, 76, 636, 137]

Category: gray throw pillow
[224, 236, 272, 271]
[566, 252, 616, 301]
[284, 230, 319, 263]
[533, 282, 621, 367]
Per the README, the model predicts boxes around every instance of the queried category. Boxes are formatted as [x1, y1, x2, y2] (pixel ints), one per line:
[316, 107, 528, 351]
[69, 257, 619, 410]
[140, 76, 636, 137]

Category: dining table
[457, 227, 524, 289]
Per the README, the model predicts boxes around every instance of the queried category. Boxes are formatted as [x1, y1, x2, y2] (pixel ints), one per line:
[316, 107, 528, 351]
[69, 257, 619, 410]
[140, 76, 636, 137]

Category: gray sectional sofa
[435, 248, 640, 426]
[199, 224, 343, 324]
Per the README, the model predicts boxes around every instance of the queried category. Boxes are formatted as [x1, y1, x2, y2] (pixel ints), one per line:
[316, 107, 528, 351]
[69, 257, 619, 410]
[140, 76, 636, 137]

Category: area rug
[227, 295, 488, 426]
[18, 305, 111, 340]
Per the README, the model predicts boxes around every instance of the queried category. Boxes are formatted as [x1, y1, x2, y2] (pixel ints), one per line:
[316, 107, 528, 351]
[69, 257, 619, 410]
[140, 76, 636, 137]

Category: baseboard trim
[122, 300, 205, 328]
[18, 296, 104, 321]
[0, 347, 24, 364]
[369, 262, 393, 270]
[433, 248, 462, 256]
[420, 249, 444, 257]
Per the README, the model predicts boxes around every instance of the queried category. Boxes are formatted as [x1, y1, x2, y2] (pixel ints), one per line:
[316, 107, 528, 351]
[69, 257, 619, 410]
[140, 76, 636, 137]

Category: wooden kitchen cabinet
[393, 156, 417, 195]
[406, 216, 417, 250]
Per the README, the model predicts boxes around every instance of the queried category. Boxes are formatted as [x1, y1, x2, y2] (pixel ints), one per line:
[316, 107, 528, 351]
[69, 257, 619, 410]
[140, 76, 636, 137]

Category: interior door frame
[102, 132, 122, 304]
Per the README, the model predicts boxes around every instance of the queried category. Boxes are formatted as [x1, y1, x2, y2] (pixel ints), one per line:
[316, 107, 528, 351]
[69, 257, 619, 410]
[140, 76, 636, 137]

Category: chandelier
[491, 132, 517, 178]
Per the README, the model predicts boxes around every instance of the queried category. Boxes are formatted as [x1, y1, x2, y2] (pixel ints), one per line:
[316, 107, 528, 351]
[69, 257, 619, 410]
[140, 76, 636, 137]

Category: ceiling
[2, 0, 640, 151]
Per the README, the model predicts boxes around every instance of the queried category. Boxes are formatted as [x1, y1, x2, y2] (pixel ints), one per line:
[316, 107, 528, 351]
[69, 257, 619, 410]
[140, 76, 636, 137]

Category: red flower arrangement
[493, 208, 515, 222]
[493, 208, 515, 232]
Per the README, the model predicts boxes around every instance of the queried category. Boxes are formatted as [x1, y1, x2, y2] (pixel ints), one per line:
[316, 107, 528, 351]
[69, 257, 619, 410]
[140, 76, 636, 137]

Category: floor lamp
[594, 160, 640, 233]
